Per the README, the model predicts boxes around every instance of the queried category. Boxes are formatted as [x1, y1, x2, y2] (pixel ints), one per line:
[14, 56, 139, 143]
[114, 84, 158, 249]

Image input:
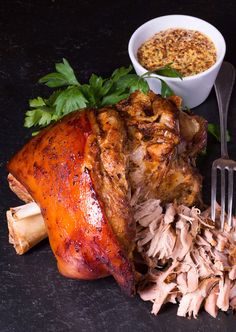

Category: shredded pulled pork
[135, 200, 236, 318]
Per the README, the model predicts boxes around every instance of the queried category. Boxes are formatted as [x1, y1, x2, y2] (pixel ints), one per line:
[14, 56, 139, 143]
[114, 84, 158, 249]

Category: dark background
[0, 1, 236, 331]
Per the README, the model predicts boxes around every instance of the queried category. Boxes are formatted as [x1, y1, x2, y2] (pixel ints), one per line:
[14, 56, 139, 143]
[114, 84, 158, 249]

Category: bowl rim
[128, 14, 226, 82]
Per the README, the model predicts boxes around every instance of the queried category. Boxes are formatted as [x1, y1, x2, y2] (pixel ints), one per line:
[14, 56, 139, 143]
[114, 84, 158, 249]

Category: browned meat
[88, 108, 134, 255]
[117, 91, 207, 206]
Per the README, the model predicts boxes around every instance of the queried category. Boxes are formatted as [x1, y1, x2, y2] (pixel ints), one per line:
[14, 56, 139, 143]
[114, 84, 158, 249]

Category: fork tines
[211, 158, 236, 229]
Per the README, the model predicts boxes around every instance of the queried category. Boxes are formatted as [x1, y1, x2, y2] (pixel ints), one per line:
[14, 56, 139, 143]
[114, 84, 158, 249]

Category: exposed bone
[6, 202, 47, 255]
[10, 202, 41, 220]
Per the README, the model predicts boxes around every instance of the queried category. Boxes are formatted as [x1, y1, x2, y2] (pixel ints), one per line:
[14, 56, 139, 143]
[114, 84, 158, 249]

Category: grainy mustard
[137, 28, 217, 77]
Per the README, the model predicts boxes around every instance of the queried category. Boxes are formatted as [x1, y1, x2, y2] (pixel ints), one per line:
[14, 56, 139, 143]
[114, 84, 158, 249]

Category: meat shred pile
[135, 199, 236, 318]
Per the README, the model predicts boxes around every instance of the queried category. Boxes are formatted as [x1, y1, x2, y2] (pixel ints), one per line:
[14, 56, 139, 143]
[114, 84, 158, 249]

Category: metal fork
[211, 61, 236, 229]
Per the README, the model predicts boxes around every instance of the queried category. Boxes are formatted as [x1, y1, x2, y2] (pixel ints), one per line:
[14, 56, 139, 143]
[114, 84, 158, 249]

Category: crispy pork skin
[8, 109, 135, 295]
[7, 91, 207, 295]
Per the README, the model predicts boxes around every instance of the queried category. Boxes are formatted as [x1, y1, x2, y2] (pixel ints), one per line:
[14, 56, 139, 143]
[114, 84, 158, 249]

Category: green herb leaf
[111, 65, 133, 81]
[39, 58, 79, 87]
[208, 123, 231, 142]
[154, 64, 183, 79]
[24, 60, 168, 134]
[116, 74, 149, 94]
[29, 97, 46, 107]
[100, 79, 114, 96]
[38, 73, 69, 88]
[101, 91, 130, 106]
[141, 65, 179, 98]
[32, 131, 41, 136]
[24, 108, 55, 128]
[53, 86, 88, 116]
[160, 78, 174, 98]
[88, 74, 106, 106]
[46, 90, 62, 106]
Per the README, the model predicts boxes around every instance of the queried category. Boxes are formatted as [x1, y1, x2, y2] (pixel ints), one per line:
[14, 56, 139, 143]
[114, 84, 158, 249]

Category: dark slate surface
[0, 1, 236, 331]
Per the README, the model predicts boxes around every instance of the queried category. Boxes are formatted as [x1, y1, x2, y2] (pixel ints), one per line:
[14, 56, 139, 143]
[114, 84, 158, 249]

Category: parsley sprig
[25, 59, 184, 134]
[141, 63, 183, 98]
[24, 59, 151, 133]
[23, 59, 228, 144]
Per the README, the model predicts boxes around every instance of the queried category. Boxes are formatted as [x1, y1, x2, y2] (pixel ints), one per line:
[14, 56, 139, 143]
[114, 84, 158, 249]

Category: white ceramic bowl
[128, 15, 226, 108]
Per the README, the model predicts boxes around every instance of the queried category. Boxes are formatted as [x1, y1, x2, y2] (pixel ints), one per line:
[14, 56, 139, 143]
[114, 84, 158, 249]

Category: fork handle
[214, 61, 236, 159]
